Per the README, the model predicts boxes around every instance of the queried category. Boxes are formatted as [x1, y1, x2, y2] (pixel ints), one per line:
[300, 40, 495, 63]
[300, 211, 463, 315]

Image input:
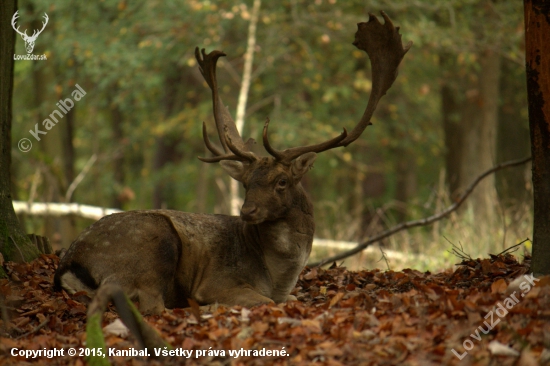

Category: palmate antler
[197, 11, 411, 165]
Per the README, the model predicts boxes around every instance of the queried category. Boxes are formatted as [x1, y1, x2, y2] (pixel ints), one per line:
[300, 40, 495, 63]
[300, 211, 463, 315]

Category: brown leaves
[1, 253, 549, 365]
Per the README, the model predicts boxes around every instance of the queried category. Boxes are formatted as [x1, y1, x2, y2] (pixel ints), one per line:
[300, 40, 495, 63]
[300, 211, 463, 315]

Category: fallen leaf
[488, 340, 520, 357]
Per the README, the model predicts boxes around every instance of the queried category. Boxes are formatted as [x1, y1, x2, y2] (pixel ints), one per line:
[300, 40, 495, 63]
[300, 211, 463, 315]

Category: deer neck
[243, 184, 314, 302]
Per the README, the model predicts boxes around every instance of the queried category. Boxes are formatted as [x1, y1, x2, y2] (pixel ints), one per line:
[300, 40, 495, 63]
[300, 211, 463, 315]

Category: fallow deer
[54, 12, 411, 315]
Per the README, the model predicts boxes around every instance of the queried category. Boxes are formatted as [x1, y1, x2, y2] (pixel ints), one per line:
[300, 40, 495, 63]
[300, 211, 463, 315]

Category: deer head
[11, 11, 49, 54]
[195, 11, 411, 224]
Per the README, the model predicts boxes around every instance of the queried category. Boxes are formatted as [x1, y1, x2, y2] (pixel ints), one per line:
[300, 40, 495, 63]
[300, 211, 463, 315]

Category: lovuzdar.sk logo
[11, 10, 48, 61]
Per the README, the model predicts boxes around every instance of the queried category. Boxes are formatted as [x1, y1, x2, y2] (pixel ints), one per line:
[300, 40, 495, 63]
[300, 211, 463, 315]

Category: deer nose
[240, 204, 258, 220]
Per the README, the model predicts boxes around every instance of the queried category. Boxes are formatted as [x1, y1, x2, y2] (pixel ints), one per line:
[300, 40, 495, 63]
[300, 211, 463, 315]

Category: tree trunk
[62, 107, 76, 187]
[32, 47, 61, 247]
[0, 0, 40, 264]
[152, 136, 178, 209]
[496, 58, 532, 206]
[524, 0, 550, 276]
[60, 114, 78, 248]
[394, 149, 417, 222]
[59, 85, 78, 248]
[441, 50, 502, 223]
[110, 95, 125, 209]
[440, 54, 463, 197]
[460, 50, 501, 223]
[230, 0, 261, 216]
[152, 65, 183, 209]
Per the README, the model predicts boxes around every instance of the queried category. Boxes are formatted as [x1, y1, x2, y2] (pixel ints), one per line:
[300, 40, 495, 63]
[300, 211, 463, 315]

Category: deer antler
[195, 47, 257, 163]
[11, 11, 27, 38]
[263, 11, 411, 163]
[197, 12, 410, 164]
[262, 118, 348, 163]
[11, 11, 48, 39]
[30, 13, 49, 40]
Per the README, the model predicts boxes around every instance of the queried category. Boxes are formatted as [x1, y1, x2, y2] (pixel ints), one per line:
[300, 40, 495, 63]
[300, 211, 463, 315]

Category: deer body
[55, 209, 312, 314]
[55, 157, 316, 314]
[55, 12, 410, 315]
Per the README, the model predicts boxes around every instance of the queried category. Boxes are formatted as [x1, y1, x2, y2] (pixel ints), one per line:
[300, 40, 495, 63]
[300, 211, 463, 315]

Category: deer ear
[220, 161, 246, 182]
[291, 152, 317, 182]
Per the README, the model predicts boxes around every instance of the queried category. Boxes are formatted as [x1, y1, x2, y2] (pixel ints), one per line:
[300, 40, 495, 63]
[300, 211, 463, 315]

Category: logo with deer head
[11, 11, 49, 54]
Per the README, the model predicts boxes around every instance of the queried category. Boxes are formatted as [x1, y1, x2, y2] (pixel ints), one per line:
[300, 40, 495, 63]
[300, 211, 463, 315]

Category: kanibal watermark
[18, 85, 87, 152]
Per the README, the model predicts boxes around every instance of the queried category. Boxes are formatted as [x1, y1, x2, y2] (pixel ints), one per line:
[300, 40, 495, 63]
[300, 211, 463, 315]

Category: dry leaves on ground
[1, 253, 549, 365]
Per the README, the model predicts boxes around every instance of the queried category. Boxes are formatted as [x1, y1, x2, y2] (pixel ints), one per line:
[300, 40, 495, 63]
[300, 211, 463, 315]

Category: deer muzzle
[240, 202, 263, 223]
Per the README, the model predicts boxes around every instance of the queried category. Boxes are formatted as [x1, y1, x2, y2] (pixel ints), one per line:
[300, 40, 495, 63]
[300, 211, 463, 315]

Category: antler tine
[263, 118, 348, 163]
[224, 129, 257, 162]
[36, 13, 49, 36]
[11, 11, 26, 37]
[198, 154, 246, 163]
[31, 13, 49, 38]
[199, 122, 256, 163]
[262, 118, 284, 161]
[263, 12, 410, 163]
[268, 127, 349, 163]
[201, 122, 224, 156]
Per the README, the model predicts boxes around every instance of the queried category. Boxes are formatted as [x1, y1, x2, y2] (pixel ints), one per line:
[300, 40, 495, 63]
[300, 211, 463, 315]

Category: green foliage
[85, 312, 109, 366]
[12, 0, 528, 253]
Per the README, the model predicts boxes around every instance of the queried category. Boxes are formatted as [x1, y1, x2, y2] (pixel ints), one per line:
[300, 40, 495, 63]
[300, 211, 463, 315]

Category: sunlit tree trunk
[152, 66, 182, 210]
[31, 48, 62, 246]
[109, 88, 125, 209]
[524, 0, 550, 276]
[441, 50, 501, 224]
[459, 49, 501, 223]
[0, 0, 39, 265]
[230, 0, 261, 216]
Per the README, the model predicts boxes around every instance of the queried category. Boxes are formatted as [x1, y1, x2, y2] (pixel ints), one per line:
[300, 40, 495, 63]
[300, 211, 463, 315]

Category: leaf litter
[0, 253, 549, 365]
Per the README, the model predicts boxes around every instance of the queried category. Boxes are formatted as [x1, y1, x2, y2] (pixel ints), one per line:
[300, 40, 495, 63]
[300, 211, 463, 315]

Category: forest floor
[0, 253, 549, 366]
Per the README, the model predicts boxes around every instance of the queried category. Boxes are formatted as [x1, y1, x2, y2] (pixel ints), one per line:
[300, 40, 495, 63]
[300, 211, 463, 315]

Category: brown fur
[54, 157, 315, 314]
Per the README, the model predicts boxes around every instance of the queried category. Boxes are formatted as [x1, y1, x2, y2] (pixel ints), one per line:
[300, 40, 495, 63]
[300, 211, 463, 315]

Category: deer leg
[219, 287, 275, 308]
[136, 287, 165, 315]
[100, 275, 167, 315]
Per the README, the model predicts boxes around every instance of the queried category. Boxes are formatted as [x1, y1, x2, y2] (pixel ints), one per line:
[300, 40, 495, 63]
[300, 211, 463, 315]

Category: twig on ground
[377, 246, 391, 271]
[493, 238, 530, 257]
[15, 317, 49, 339]
[446, 238, 472, 261]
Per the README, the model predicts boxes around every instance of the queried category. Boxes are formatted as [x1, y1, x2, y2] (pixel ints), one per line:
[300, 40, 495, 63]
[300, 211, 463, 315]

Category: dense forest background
[11, 0, 531, 270]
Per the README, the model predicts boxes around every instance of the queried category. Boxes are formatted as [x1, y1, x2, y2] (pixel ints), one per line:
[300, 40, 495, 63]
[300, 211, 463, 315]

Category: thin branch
[445, 237, 472, 261]
[310, 156, 532, 267]
[377, 246, 391, 271]
[494, 238, 530, 257]
[15, 317, 49, 339]
[27, 169, 40, 205]
[65, 154, 97, 202]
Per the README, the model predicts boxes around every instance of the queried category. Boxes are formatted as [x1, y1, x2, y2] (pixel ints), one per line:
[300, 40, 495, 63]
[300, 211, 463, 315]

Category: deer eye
[277, 178, 287, 188]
